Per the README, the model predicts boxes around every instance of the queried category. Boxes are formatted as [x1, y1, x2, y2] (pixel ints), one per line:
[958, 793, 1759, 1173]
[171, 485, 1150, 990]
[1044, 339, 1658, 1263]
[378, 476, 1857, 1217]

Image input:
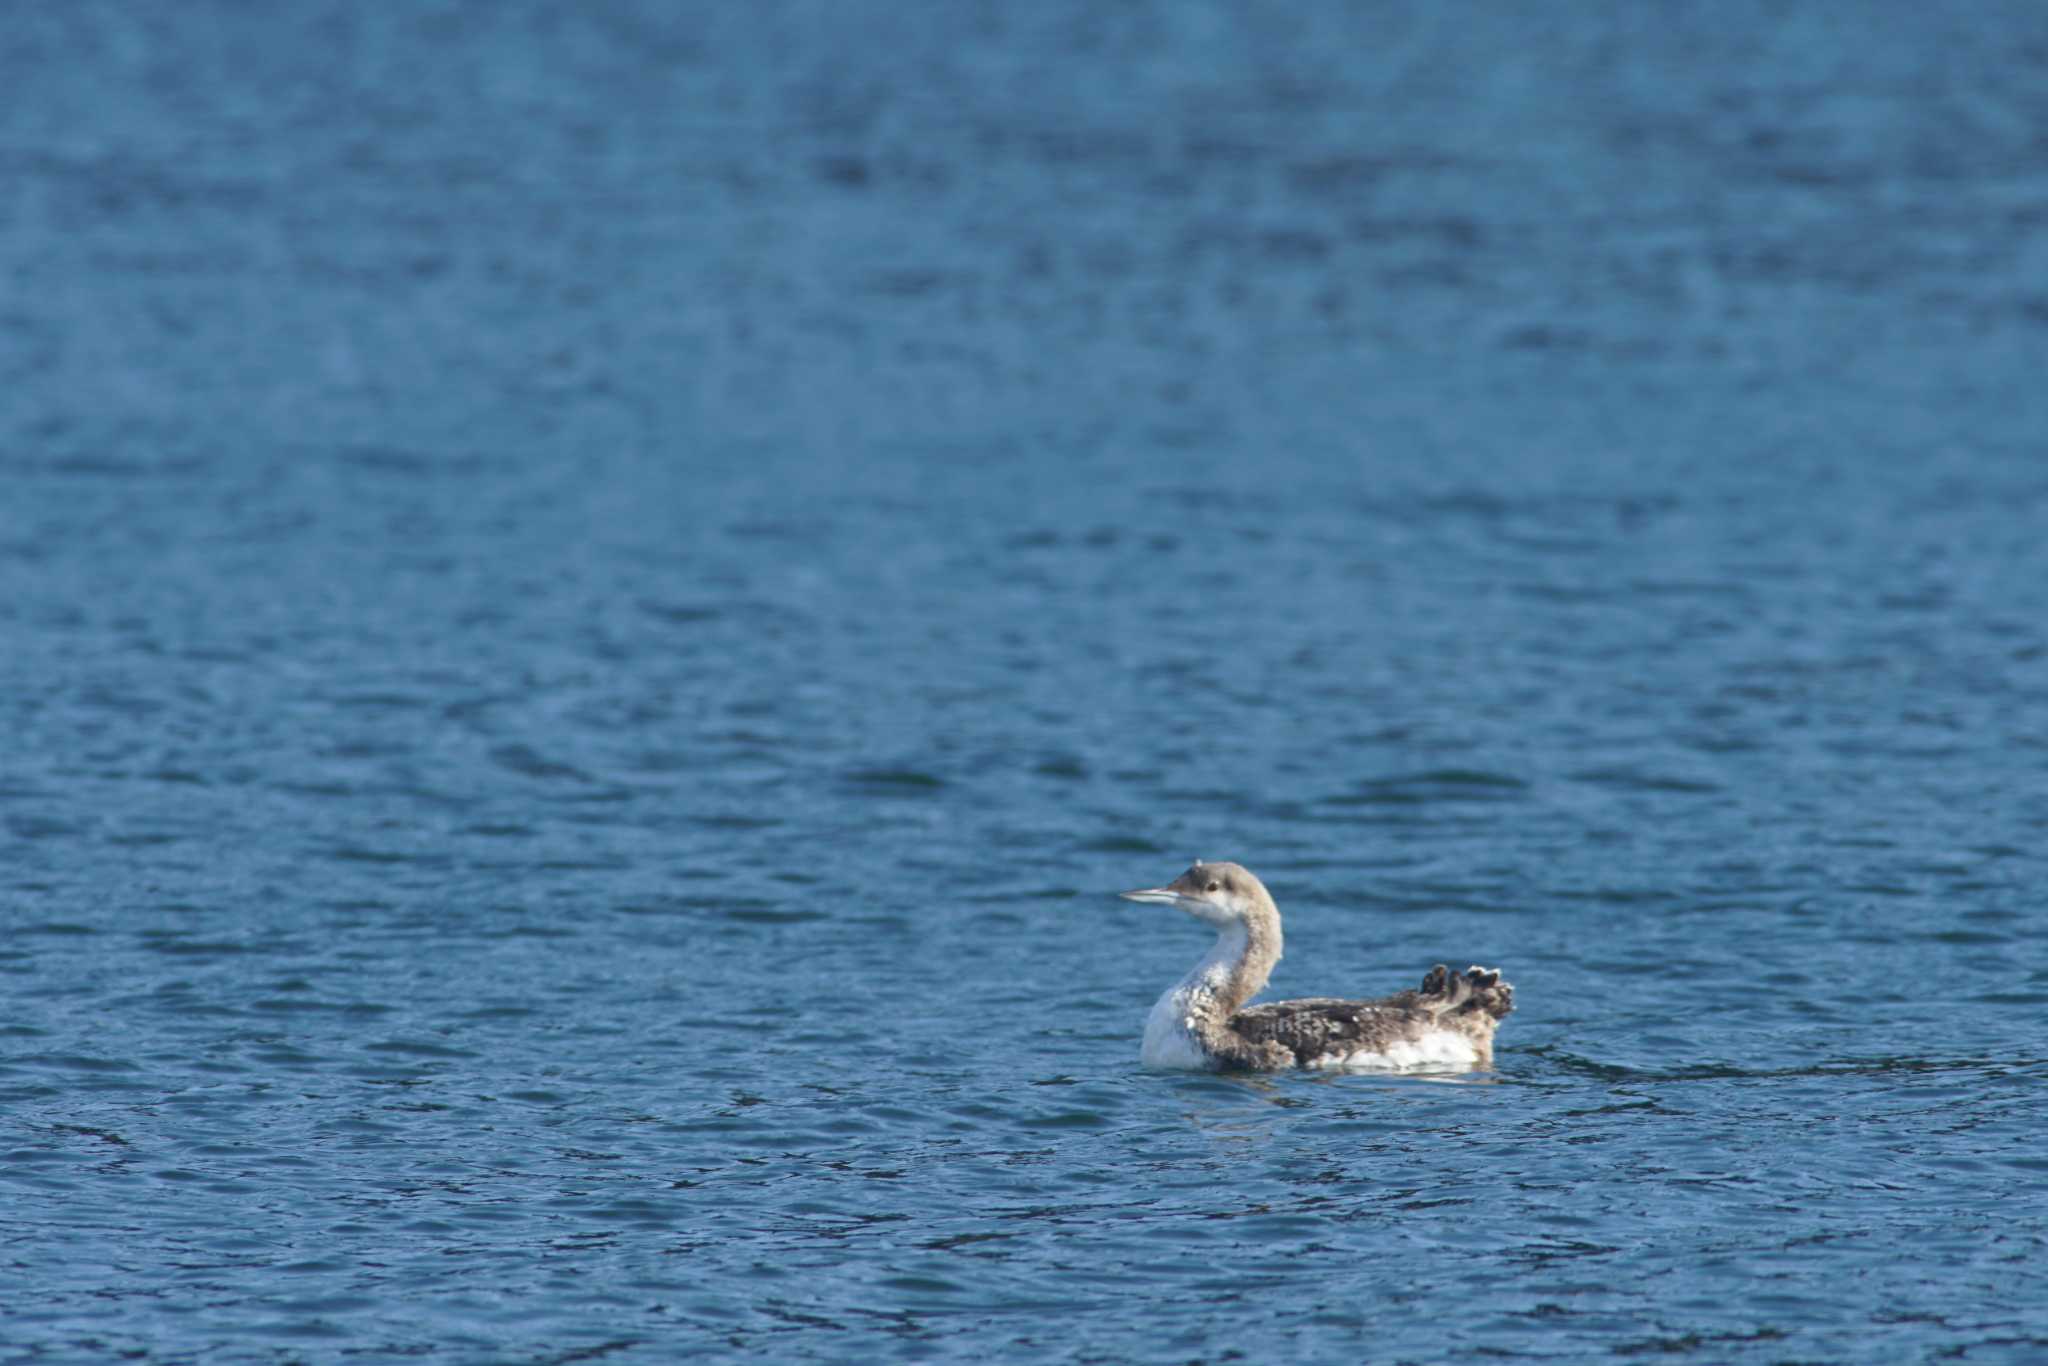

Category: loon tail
[1418, 963, 1515, 1021]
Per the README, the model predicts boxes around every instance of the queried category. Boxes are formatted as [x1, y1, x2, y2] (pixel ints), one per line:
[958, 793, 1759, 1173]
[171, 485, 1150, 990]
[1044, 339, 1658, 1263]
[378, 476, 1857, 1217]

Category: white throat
[1141, 922, 1253, 1068]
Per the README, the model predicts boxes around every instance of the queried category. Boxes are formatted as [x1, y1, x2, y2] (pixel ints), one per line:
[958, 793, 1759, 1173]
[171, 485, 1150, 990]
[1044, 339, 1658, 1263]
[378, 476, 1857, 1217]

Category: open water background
[5, 3, 2048, 1362]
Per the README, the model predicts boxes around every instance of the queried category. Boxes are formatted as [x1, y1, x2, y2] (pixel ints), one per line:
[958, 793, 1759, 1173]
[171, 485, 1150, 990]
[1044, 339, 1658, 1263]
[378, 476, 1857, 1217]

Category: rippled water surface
[6, 3, 2048, 1362]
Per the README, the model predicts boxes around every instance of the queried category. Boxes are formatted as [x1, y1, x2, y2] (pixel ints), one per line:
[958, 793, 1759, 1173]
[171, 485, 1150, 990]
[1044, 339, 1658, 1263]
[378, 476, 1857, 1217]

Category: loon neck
[1177, 914, 1283, 1018]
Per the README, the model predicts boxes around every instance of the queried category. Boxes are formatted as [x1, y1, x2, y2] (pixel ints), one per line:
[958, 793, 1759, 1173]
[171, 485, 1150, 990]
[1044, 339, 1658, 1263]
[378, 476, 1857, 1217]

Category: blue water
[6, 3, 2048, 1362]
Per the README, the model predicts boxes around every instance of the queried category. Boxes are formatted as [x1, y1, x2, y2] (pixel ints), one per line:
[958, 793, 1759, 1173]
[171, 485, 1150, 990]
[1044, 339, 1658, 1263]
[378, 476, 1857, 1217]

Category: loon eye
[1205, 880, 1221, 893]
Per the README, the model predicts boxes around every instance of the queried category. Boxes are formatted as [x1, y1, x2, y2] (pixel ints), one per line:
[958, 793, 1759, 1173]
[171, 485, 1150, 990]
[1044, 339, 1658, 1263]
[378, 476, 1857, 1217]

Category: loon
[1120, 860, 1513, 1071]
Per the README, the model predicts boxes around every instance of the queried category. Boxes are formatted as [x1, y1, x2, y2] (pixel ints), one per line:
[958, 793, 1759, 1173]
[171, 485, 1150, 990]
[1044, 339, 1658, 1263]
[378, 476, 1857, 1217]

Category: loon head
[1119, 860, 1276, 930]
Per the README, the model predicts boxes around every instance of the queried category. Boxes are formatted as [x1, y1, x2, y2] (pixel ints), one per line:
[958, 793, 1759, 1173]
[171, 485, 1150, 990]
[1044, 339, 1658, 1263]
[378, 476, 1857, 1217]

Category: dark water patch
[1926, 928, 2014, 945]
[335, 445, 499, 478]
[723, 907, 828, 925]
[1513, 579, 1613, 604]
[490, 745, 594, 783]
[1627, 578, 1750, 601]
[7, 814, 85, 840]
[690, 813, 785, 830]
[655, 893, 772, 916]
[363, 1039, 480, 1059]
[135, 936, 257, 957]
[248, 996, 391, 1015]
[1323, 769, 1531, 806]
[36, 455, 210, 480]
[497, 858, 631, 876]
[638, 600, 722, 625]
[327, 691, 434, 713]
[1553, 885, 1683, 907]
[317, 844, 452, 868]
[843, 767, 948, 794]
[1568, 766, 1723, 795]
[1678, 730, 1764, 755]
[671, 1017, 785, 1035]
[725, 518, 831, 543]
[271, 780, 358, 800]
[12, 1053, 141, 1074]
[477, 922, 581, 940]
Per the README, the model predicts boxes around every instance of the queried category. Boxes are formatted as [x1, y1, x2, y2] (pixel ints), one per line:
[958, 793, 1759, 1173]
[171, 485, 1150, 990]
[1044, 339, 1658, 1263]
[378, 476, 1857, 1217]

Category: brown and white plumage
[1119, 860, 1513, 1072]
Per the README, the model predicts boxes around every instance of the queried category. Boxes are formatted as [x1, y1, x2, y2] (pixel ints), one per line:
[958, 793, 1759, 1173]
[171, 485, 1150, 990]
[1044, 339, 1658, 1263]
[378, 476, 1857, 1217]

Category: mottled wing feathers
[1230, 996, 1429, 1067]
[1227, 965, 1514, 1068]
